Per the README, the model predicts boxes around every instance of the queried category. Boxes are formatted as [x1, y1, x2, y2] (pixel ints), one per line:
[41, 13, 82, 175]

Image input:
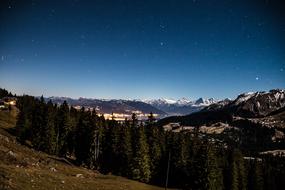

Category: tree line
[0, 88, 14, 99]
[15, 95, 285, 189]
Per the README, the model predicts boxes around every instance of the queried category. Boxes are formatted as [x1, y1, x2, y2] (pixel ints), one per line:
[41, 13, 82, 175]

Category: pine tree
[42, 100, 57, 154]
[117, 121, 133, 176]
[252, 161, 264, 190]
[230, 149, 246, 190]
[149, 127, 162, 181]
[131, 113, 138, 127]
[99, 119, 116, 173]
[206, 144, 223, 190]
[88, 108, 100, 169]
[30, 96, 47, 150]
[146, 112, 156, 126]
[188, 139, 209, 190]
[109, 119, 121, 173]
[131, 126, 151, 183]
[66, 106, 79, 155]
[74, 108, 92, 165]
[55, 101, 71, 156]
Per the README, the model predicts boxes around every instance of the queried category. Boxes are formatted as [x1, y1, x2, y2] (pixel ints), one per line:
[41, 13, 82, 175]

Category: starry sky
[0, 0, 284, 100]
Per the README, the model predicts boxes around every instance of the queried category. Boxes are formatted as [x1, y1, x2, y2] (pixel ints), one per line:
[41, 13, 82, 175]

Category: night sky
[0, 0, 284, 100]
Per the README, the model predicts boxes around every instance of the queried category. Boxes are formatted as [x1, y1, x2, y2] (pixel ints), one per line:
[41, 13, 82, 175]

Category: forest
[13, 94, 285, 190]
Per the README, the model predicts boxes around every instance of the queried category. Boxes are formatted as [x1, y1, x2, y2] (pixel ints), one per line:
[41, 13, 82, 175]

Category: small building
[0, 100, 5, 109]
[3, 97, 17, 106]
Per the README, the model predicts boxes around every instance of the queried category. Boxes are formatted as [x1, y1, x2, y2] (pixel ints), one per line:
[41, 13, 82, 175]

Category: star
[280, 68, 284, 72]
[160, 42, 164, 46]
[255, 77, 259, 81]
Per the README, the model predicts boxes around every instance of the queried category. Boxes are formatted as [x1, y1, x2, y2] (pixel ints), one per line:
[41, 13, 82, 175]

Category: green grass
[0, 107, 174, 190]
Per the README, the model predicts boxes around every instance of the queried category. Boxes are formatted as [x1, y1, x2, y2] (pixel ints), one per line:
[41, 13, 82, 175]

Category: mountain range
[143, 97, 217, 115]
[158, 89, 285, 128]
[46, 96, 218, 117]
[45, 97, 166, 116]
[46, 89, 285, 121]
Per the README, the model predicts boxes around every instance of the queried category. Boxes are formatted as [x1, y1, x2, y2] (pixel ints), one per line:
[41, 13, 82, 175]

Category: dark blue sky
[0, 0, 284, 100]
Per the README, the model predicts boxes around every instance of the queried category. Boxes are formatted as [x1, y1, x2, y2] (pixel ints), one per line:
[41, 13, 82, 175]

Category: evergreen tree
[131, 126, 151, 183]
[230, 149, 246, 190]
[100, 118, 118, 173]
[55, 101, 71, 156]
[146, 112, 156, 125]
[30, 96, 47, 150]
[206, 144, 223, 190]
[188, 138, 208, 189]
[131, 113, 138, 127]
[170, 132, 189, 187]
[66, 106, 79, 155]
[74, 108, 93, 165]
[249, 161, 264, 190]
[0, 88, 9, 98]
[117, 121, 133, 176]
[148, 127, 163, 182]
[42, 100, 57, 154]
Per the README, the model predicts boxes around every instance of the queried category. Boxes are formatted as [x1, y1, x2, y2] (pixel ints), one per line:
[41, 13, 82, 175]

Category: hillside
[0, 108, 172, 190]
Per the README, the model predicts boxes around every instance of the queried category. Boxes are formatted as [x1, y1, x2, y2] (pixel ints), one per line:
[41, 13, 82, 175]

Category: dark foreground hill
[0, 108, 172, 190]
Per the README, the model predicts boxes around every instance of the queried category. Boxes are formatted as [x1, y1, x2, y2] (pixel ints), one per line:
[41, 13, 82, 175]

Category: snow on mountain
[202, 89, 285, 118]
[161, 98, 177, 104]
[233, 89, 285, 107]
[233, 92, 257, 105]
[176, 97, 192, 105]
[143, 97, 218, 115]
[144, 97, 216, 107]
[194, 98, 216, 106]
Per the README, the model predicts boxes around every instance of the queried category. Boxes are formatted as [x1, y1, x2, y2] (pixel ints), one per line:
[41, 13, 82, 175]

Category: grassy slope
[0, 107, 172, 190]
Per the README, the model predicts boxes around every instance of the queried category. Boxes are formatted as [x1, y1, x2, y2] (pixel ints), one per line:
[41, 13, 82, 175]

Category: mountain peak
[195, 97, 216, 105]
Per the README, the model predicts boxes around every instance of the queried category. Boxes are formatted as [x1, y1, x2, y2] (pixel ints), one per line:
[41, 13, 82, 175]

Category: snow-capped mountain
[159, 89, 285, 128]
[144, 97, 216, 106]
[45, 96, 218, 117]
[176, 97, 192, 105]
[41, 89, 285, 118]
[203, 89, 285, 118]
[144, 98, 178, 105]
[229, 89, 285, 117]
[194, 98, 216, 106]
[144, 97, 218, 115]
